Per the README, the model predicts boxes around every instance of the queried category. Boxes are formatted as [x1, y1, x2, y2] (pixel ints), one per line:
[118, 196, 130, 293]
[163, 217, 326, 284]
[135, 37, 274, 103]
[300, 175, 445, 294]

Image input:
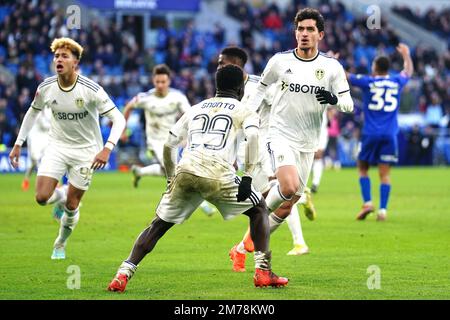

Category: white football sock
[285, 204, 306, 246]
[138, 164, 164, 176]
[312, 159, 324, 187]
[268, 212, 285, 233]
[54, 206, 79, 248]
[297, 192, 307, 205]
[118, 260, 137, 279]
[265, 183, 292, 212]
[46, 185, 67, 205]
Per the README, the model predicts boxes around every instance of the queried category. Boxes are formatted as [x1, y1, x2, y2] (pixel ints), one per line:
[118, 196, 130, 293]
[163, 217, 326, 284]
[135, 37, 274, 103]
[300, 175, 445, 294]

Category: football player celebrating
[108, 65, 288, 292]
[9, 38, 126, 259]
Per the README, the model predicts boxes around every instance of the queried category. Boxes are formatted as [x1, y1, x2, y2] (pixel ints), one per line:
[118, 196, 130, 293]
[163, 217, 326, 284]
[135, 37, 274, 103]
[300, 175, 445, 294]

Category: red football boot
[229, 244, 246, 272]
[107, 274, 128, 292]
[254, 268, 289, 288]
[21, 179, 29, 191]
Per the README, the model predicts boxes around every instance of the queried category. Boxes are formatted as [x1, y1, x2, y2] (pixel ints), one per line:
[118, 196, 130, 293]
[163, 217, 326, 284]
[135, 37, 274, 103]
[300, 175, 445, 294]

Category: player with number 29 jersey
[169, 96, 259, 180]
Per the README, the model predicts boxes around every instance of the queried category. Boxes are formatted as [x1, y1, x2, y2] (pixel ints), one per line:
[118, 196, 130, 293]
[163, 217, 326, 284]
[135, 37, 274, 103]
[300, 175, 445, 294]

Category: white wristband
[104, 141, 115, 150]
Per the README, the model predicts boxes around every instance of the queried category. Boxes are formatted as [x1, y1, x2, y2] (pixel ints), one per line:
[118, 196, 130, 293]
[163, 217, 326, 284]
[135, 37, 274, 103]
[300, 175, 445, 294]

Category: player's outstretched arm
[9, 107, 42, 169]
[397, 43, 414, 77]
[122, 99, 137, 121]
[92, 108, 126, 170]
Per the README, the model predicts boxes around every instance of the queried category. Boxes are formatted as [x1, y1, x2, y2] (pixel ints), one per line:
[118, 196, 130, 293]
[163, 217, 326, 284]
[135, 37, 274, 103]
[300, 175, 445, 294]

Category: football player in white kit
[123, 64, 189, 186]
[122, 64, 216, 214]
[21, 105, 52, 191]
[108, 65, 288, 292]
[9, 38, 126, 260]
[230, 8, 354, 262]
[310, 108, 330, 193]
[217, 48, 314, 272]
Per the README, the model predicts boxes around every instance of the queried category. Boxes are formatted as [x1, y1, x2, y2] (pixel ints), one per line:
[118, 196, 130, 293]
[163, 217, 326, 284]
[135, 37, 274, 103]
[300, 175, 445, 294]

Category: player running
[21, 105, 52, 191]
[229, 8, 354, 266]
[123, 64, 189, 186]
[218, 47, 314, 263]
[9, 37, 126, 259]
[107, 65, 288, 292]
[123, 63, 216, 214]
[349, 43, 413, 221]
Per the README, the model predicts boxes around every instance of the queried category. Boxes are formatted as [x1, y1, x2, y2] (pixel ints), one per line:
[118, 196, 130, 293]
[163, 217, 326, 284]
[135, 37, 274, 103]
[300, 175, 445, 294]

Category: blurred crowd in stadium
[0, 0, 449, 165]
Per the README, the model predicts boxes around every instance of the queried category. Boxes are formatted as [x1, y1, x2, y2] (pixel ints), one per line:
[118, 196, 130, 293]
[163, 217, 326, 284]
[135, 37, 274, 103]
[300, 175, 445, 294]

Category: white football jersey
[258, 50, 350, 152]
[31, 74, 117, 151]
[131, 88, 190, 145]
[170, 96, 259, 179]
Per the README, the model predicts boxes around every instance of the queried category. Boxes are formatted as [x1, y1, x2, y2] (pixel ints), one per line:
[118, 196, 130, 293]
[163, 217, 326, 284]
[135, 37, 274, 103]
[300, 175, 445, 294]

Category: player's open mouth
[56, 64, 63, 71]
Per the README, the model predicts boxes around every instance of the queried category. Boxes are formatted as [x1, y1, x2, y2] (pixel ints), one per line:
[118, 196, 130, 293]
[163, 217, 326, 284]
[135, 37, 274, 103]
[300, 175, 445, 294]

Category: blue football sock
[380, 184, 391, 210]
[359, 176, 371, 203]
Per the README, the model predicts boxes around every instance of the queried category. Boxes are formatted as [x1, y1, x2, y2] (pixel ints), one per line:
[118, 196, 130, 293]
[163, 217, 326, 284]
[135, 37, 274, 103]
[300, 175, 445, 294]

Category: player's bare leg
[108, 215, 174, 292]
[35, 176, 60, 205]
[357, 160, 374, 220]
[131, 162, 164, 188]
[52, 183, 84, 259]
[377, 164, 391, 221]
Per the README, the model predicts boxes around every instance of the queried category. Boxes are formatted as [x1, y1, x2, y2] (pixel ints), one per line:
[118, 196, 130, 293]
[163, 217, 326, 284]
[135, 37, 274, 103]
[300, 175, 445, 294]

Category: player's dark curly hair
[294, 8, 325, 32]
[220, 47, 248, 67]
[152, 64, 171, 76]
[374, 56, 390, 74]
[216, 64, 244, 92]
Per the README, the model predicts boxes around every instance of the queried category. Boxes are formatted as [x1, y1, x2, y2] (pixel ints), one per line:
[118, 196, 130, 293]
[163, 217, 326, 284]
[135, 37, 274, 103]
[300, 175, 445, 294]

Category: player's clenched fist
[315, 89, 338, 105]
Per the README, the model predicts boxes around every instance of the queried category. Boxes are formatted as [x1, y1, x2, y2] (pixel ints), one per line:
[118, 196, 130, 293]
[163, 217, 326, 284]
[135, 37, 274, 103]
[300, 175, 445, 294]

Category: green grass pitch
[0, 167, 449, 300]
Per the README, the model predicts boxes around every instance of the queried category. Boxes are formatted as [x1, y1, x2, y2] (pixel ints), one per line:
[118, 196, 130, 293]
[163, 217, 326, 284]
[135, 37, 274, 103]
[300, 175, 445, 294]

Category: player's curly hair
[294, 8, 325, 32]
[216, 64, 244, 92]
[50, 37, 83, 60]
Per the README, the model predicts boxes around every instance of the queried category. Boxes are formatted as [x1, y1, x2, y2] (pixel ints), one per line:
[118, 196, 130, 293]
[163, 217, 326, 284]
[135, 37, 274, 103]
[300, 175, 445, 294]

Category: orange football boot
[254, 268, 289, 288]
[229, 244, 246, 272]
[107, 274, 128, 293]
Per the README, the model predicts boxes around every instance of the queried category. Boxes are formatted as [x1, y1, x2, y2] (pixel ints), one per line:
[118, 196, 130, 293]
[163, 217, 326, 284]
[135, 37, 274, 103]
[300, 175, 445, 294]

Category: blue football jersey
[349, 73, 409, 136]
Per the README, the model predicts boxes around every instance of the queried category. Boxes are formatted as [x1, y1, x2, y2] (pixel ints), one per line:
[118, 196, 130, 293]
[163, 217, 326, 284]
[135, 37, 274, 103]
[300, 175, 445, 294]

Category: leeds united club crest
[315, 69, 325, 80]
[75, 98, 84, 108]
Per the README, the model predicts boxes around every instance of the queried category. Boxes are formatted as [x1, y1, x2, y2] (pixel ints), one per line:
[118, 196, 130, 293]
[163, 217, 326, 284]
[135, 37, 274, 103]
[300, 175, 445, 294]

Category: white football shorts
[267, 140, 314, 197]
[147, 138, 165, 164]
[156, 171, 262, 224]
[37, 144, 98, 190]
